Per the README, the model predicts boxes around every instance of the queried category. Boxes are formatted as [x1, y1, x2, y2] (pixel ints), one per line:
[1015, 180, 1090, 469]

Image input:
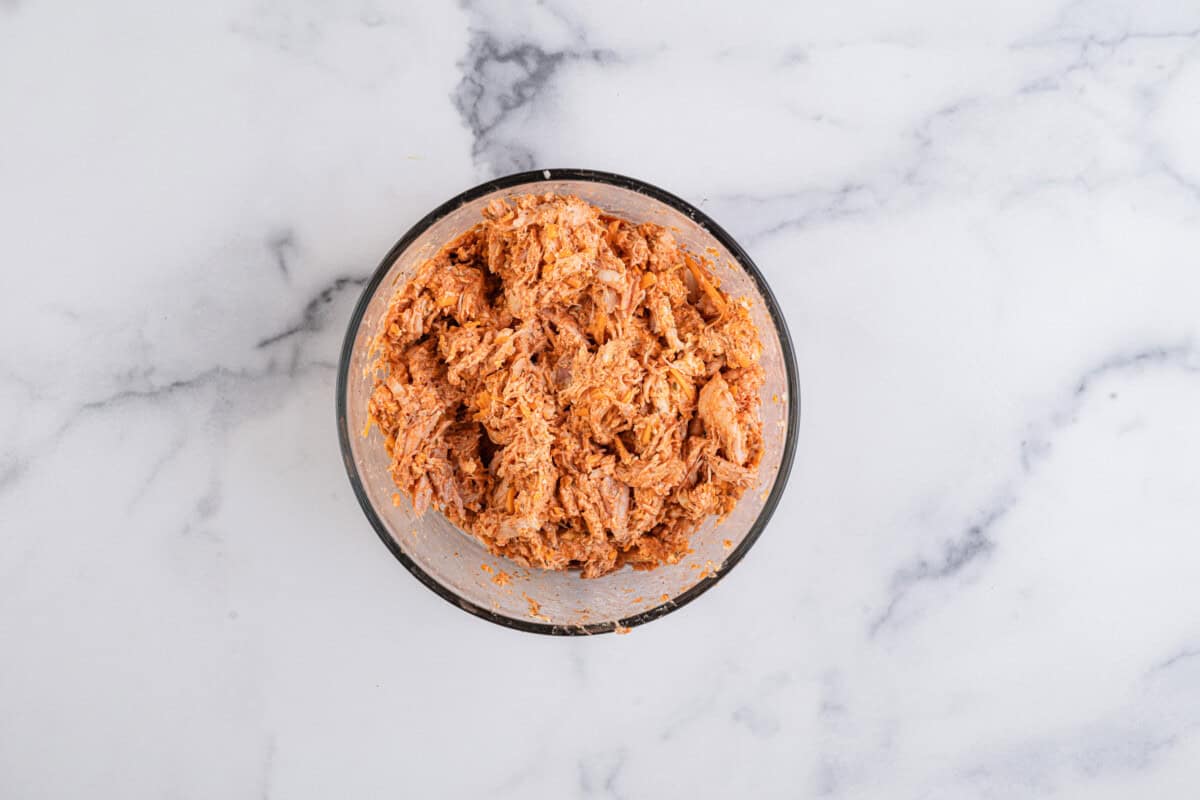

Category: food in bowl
[365, 193, 765, 578]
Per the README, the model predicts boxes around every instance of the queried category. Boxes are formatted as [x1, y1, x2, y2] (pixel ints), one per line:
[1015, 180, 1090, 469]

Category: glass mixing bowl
[337, 169, 799, 634]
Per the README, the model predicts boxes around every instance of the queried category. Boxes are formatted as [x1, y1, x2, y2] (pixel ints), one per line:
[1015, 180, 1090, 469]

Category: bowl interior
[339, 173, 795, 633]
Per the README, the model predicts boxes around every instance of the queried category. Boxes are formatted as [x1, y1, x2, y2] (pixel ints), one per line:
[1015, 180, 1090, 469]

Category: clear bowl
[337, 169, 799, 634]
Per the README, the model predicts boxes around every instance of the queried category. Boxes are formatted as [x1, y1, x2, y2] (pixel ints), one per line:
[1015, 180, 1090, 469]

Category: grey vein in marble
[255, 274, 367, 350]
[577, 748, 626, 800]
[454, 3, 617, 174]
[126, 431, 188, 509]
[267, 230, 297, 279]
[872, 344, 1200, 636]
[1151, 647, 1200, 674]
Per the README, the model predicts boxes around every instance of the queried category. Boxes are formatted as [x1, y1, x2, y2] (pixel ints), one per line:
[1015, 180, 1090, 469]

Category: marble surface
[3, 1, 1200, 797]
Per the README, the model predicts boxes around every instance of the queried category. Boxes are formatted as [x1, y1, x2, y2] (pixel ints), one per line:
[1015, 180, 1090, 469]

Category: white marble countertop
[4, 1, 1200, 797]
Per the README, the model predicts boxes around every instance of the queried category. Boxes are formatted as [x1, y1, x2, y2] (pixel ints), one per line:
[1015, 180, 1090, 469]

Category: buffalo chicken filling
[367, 193, 765, 578]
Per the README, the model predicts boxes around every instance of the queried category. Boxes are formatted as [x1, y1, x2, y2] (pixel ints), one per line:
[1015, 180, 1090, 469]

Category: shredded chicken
[367, 193, 765, 578]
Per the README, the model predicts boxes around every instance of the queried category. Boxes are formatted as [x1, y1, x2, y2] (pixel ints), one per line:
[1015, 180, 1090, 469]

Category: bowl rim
[336, 168, 800, 635]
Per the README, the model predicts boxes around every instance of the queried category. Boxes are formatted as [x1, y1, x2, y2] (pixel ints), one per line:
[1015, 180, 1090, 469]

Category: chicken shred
[367, 193, 764, 578]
